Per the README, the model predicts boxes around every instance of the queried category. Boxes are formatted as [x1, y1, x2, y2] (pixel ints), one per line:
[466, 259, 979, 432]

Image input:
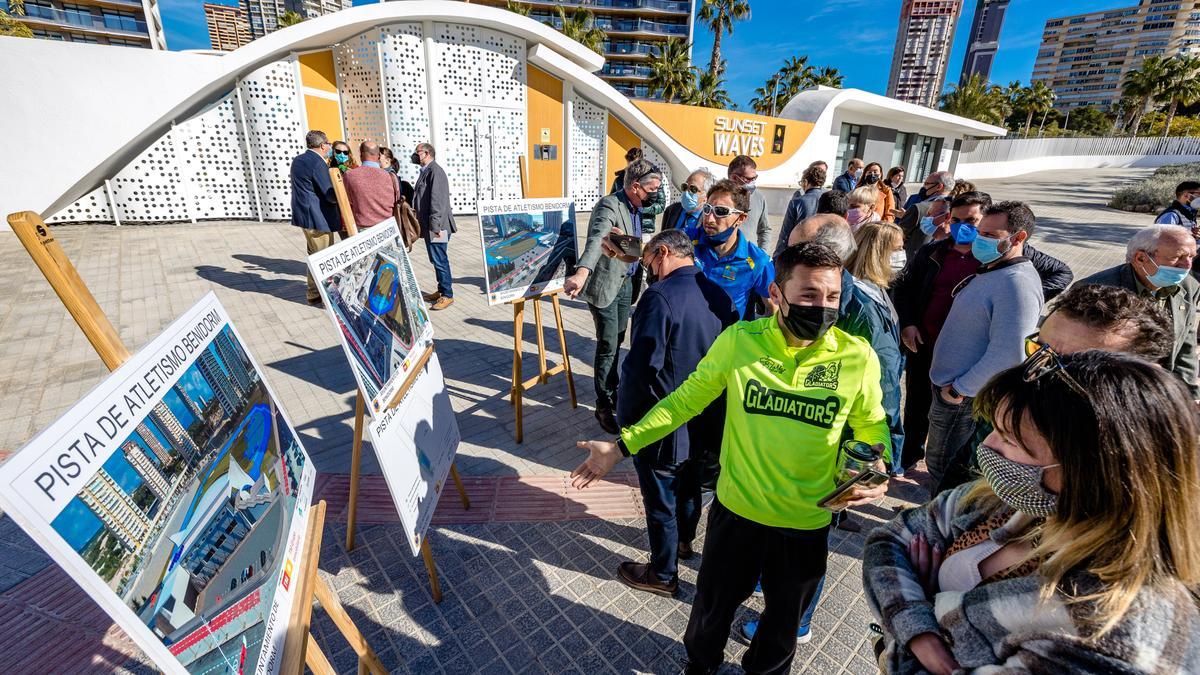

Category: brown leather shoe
[422, 290, 441, 302]
[594, 406, 618, 434]
[616, 562, 677, 597]
[430, 296, 454, 311]
[835, 514, 862, 533]
[677, 541, 695, 560]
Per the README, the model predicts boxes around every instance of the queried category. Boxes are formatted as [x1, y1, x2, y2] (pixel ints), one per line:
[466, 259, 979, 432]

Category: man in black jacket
[614, 229, 739, 597]
[774, 165, 828, 257]
[892, 191, 1073, 470]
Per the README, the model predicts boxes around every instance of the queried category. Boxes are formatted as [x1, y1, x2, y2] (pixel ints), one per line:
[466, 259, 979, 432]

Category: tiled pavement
[0, 169, 1155, 672]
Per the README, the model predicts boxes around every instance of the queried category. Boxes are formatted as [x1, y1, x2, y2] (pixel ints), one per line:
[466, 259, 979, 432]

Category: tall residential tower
[960, 0, 1009, 84]
[14, 0, 166, 48]
[887, 0, 963, 108]
[205, 2, 252, 52]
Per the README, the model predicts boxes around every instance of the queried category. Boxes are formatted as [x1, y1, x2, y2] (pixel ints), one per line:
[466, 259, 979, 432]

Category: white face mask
[1190, 197, 1200, 211]
[890, 250, 907, 272]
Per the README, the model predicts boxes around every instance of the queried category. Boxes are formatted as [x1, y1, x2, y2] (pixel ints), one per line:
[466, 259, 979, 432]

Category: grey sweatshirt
[930, 258, 1044, 396]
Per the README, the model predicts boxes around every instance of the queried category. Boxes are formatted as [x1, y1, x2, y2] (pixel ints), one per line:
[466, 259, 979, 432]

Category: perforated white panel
[334, 28, 386, 150]
[110, 127, 189, 223]
[433, 23, 525, 107]
[380, 23, 429, 187]
[175, 96, 257, 221]
[641, 143, 673, 205]
[239, 60, 305, 220]
[46, 185, 112, 223]
[569, 93, 605, 206]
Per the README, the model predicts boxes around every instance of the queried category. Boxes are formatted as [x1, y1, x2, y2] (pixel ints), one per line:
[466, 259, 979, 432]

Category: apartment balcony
[485, 0, 691, 16]
[600, 63, 652, 79]
[611, 83, 663, 100]
[602, 40, 665, 58]
[20, 5, 150, 38]
[535, 13, 687, 37]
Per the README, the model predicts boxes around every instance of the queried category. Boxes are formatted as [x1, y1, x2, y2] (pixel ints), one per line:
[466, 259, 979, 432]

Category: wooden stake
[329, 168, 359, 236]
[511, 298, 526, 442]
[551, 293, 578, 408]
[509, 290, 577, 442]
[345, 390, 365, 551]
[449, 464, 471, 510]
[304, 634, 336, 675]
[313, 575, 388, 674]
[281, 500, 327, 675]
[420, 537, 443, 603]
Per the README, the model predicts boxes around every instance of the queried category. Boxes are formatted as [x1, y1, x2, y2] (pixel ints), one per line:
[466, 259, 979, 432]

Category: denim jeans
[900, 342, 934, 470]
[425, 234, 453, 297]
[925, 383, 976, 491]
[587, 276, 633, 409]
[632, 452, 702, 583]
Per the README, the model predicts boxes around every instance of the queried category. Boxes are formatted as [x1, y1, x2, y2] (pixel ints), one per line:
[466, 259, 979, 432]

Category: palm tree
[648, 39, 695, 104]
[697, 0, 751, 79]
[1015, 81, 1055, 137]
[1122, 56, 1169, 137]
[1, 0, 31, 38]
[555, 6, 606, 55]
[1157, 55, 1200, 136]
[504, 0, 531, 16]
[779, 55, 814, 99]
[686, 69, 732, 108]
[810, 66, 844, 88]
[278, 10, 304, 27]
[939, 74, 1010, 126]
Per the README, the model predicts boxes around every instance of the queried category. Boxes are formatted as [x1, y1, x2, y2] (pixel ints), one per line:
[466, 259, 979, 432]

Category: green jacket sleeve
[620, 325, 733, 453]
[848, 346, 893, 462]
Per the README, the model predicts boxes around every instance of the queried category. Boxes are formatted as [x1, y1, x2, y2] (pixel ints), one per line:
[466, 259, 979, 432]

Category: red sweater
[343, 166, 399, 227]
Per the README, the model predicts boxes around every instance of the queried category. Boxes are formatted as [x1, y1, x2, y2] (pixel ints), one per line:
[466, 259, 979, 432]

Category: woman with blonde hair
[864, 350, 1200, 674]
[847, 185, 879, 230]
[847, 221, 906, 292]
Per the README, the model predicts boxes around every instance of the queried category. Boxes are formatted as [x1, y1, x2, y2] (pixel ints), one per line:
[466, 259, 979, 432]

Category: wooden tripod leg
[511, 300, 526, 442]
[281, 501, 327, 674]
[533, 297, 548, 382]
[551, 294, 578, 408]
[305, 634, 336, 675]
[421, 537, 444, 603]
[449, 462, 471, 509]
[346, 390, 366, 552]
[313, 576, 388, 675]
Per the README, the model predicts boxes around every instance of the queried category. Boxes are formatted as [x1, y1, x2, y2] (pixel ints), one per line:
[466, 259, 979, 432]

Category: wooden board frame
[509, 289, 578, 443]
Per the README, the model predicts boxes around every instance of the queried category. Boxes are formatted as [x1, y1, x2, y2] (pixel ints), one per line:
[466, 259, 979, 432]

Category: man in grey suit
[727, 155, 771, 250]
[897, 171, 954, 259]
[564, 159, 663, 433]
[412, 142, 456, 310]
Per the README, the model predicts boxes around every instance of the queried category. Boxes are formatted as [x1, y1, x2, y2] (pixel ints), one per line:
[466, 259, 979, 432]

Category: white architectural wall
[567, 92, 606, 206]
[381, 23, 431, 187]
[334, 28, 388, 149]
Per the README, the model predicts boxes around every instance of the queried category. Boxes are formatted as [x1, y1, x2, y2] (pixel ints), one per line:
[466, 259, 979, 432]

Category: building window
[62, 3, 94, 28]
[103, 9, 142, 32]
[836, 124, 862, 172]
[892, 133, 911, 172]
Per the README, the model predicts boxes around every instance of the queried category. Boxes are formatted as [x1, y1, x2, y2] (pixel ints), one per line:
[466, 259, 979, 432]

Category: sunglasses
[1022, 334, 1088, 398]
[701, 203, 744, 218]
[678, 183, 702, 194]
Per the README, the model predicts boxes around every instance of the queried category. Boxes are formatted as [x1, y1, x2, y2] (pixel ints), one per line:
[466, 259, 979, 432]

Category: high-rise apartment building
[887, 0, 963, 108]
[469, 0, 697, 100]
[122, 440, 172, 501]
[1033, 1, 1200, 111]
[205, 2, 252, 52]
[80, 469, 151, 551]
[14, 0, 166, 49]
[960, 0, 1009, 84]
[239, 0, 351, 40]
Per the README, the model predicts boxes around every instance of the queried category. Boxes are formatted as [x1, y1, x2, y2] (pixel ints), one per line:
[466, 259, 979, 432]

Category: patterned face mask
[977, 444, 1059, 517]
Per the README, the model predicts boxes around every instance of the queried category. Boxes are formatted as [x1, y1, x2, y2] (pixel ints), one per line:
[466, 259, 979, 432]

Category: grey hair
[418, 142, 435, 158]
[305, 130, 328, 149]
[646, 229, 694, 259]
[623, 158, 662, 190]
[932, 171, 955, 191]
[811, 219, 857, 261]
[687, 167, 716, 192]
[1127, 224, 1191, 262]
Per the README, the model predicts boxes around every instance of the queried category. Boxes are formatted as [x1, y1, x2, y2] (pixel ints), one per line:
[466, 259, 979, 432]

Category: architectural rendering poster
[367, 352, 460, 556]
[308, 221, 433, 415]
[478, 198, 578, 305]
[0, 293, 315, 675]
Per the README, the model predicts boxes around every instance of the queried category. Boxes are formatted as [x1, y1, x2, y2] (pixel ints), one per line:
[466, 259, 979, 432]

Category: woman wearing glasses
[662, 168, 715, 232]
[862, 350, 1200, 674]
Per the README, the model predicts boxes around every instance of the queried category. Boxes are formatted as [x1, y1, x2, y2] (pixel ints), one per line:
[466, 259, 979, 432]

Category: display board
[477, 198, 578, 305]
[366, 352, 460, 556]
[0, 294, 315, 674]
[308, 221, 433, 415]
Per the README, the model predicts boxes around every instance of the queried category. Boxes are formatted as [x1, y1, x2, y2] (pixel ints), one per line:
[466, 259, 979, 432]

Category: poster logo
[804, 361, 841, 391]
[282, 560, 293, 590]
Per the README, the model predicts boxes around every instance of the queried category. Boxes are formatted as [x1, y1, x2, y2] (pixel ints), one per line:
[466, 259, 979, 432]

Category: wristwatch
[616, 437, 631, 458]
[947, 385, 962, 400]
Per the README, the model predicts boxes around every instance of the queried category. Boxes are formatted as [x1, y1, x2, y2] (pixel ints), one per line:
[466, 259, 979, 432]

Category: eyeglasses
[701, 203, 745, 218]
[730, 173, 757, 184]
[679, 183, 702, 194]
[1022, 334, 1088, 398]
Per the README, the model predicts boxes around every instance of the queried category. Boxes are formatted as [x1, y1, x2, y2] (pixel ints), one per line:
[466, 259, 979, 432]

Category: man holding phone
[572, 242, 890, 674]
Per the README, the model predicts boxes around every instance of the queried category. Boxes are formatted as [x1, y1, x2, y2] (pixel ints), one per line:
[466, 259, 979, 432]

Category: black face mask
[863, 174, 880, 185]
[780, 302, 838, 341]
[642, 250, 660, 285]
[915, 186, 928, 201]
[411, 152, 422, 165]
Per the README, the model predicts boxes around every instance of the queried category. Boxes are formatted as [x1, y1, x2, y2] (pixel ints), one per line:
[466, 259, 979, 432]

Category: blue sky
[161, 0, 1115, 109]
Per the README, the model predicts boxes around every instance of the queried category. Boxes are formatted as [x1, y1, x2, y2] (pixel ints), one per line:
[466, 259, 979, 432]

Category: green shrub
[1108, 162, 1200, 212]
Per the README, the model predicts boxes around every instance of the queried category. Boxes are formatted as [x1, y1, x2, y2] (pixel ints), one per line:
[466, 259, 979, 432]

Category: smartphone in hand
[817, 469, 889, 512]
[607, 232, 643, 257]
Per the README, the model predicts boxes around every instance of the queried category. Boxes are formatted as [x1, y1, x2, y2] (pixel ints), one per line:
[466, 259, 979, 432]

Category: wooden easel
[509, 289, 578, 443]
[7, 210, 386, 674]
[330, 172, 470, 604]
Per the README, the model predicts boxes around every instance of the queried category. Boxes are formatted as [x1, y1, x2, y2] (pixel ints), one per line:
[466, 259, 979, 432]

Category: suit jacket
[738, 188, 771, 251]
[833, 171, 857, 193]
[413, 161, 456, 236]
[898, 196, 944, 259]
[579, 192, 637, 308]
[289, 150, 341, 232]
[1078, 263, 1199, 397]
[775, 186, 825, 256]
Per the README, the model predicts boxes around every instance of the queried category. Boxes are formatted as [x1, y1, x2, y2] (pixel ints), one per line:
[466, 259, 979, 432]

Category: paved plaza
[0, 169, 1153, 672]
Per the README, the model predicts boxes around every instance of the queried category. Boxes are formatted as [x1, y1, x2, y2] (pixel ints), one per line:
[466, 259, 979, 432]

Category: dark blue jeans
[425, 235, 453, 297]
[925, 384, 976, 493]
[633, 451, 702, 583]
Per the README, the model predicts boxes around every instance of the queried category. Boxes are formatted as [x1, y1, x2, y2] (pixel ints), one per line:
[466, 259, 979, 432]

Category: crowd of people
[565, 153, 1200, 673]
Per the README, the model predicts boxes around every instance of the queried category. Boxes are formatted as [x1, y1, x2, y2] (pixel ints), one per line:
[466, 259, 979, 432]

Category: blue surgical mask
[324, 147, 333, 159]
[681, 191, 700, 212]
[702, 226, 736, 246]
[362, 160, 381, 168]
[950, 221, 977, 245]
[919, 216, 937, 236]
[972, 234, 1011, 265]
[334, 152, 350, 164]
[1142, 257, 1190, 289]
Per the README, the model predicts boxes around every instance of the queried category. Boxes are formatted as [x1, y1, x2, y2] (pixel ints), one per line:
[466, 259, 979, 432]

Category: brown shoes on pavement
[422, 290, 441, 302]
[616, 562, 678, 597]
[594, 406, 618, 434]
[430, 296, 454, 311]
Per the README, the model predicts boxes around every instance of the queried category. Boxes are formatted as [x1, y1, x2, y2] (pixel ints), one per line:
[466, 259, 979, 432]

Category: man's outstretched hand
[570, 440, 623, 489]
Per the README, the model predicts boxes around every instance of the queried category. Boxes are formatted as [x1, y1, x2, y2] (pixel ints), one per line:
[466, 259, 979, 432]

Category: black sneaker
[677, 541, 695, 560]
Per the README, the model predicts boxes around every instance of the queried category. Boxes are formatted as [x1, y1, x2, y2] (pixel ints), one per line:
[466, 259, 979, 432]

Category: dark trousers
[587, 277, 633, 409]
[900, 342, 933, 470]
[925, 383, 976, 492]
[425, 234, 453, 297]
[633, 452, 702, 583]
[684, 500, 828, 674]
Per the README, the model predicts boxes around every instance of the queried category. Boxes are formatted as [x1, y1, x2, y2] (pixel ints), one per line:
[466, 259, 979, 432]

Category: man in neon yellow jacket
[573, 242, 891, 674]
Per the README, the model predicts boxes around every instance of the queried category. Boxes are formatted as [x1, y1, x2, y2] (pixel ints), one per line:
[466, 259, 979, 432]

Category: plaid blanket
[863, 481, 1200, 673]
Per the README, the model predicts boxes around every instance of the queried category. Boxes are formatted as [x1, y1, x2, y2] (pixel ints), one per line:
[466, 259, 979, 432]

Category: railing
[959, 135, 1200, 163]
[536, 14, 686, 35]
[515, 0, 690, 12]
[612, 83, 661, 99]
[603, 41, 657, 56]
[601, 63, 652, 78]
[22, 4, 148, 35]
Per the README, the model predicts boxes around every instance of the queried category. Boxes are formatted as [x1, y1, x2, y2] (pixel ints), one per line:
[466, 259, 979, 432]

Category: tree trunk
[1163, 99, 1178, 138]
[1023, 110, 1033, 138]
[709, 21, 722, 79]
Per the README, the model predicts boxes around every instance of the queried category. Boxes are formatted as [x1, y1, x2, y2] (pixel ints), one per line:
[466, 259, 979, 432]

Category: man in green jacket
[572, 242, 891, 674]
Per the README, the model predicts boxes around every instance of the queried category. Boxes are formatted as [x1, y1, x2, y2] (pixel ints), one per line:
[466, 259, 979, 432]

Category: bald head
[360, 141, 380, 160]
[788, 214, 855, 262]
